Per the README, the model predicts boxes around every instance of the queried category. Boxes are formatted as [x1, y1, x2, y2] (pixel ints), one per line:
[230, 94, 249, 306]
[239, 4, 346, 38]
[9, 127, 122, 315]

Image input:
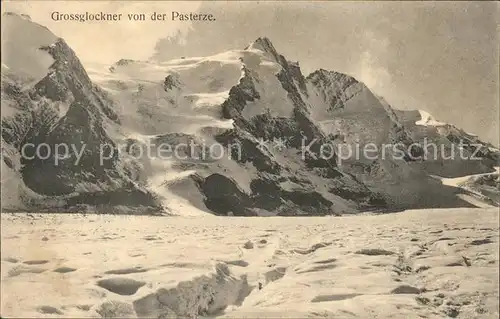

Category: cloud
[1, 1, 201, 66]
[357, 51, 391, 93]
[354, 31, 392, 93]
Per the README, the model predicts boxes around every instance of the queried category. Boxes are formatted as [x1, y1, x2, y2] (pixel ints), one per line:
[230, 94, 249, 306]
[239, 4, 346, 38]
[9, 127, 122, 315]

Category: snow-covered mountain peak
[246, 37, 277, 53]
[415, 110, 448, 127]
[1, 12, 58, 85]
[245, 37, 283, 62]
[2, 17, 498, 215]
[2, 11, 32, 21]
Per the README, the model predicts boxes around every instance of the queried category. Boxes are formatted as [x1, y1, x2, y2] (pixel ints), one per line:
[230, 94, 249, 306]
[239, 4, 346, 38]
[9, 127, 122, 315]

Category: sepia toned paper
[1, 1, 499, 318]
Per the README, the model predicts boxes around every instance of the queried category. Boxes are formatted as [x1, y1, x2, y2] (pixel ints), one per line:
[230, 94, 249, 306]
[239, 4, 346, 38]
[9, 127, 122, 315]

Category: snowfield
[1, 12, 499, 318]
[1, 208, 498, 318]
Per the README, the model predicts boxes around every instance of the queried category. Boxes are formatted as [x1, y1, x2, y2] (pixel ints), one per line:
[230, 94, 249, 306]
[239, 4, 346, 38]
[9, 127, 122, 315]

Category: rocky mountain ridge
[1, 13, 498, 215]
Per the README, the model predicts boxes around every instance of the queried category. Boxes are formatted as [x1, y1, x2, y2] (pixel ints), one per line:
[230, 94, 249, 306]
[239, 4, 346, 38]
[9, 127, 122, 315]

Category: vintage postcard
[1, 1, 498, 318]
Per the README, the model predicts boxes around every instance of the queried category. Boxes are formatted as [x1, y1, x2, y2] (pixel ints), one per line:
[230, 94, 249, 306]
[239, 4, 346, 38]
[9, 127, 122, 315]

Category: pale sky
[2, 1, 498, 145]
[2, 1, 201, 65]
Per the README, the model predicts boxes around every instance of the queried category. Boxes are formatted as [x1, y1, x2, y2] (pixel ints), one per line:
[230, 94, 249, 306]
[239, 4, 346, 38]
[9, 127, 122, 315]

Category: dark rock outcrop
[1, 16, 161, 213]
[194, 173, 256, 216]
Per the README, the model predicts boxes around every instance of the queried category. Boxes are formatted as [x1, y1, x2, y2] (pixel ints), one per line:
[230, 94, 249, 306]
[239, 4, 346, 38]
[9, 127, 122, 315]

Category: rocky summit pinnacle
[248, 37, 277, 52]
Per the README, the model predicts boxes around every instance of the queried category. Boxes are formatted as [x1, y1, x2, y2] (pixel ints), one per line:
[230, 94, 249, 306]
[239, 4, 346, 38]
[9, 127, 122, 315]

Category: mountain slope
[1, 14, 498, 215]
[435, 169, 500, 207]
[93, 37, 385, 215]
[393, 107, 499, 178]
[1, 13, 162, 213]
